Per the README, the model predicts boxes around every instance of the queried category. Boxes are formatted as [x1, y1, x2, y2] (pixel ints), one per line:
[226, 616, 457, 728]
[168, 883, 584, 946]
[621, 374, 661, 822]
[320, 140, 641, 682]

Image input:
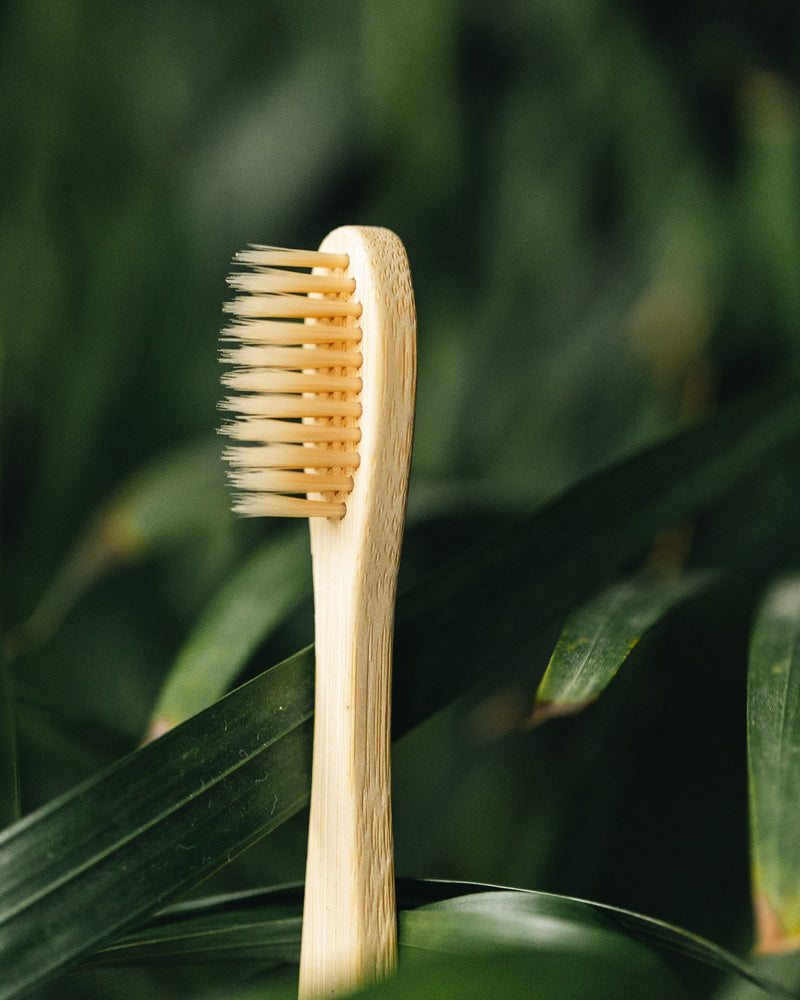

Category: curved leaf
[533, 570, 717, 723]
[748, 576, 800, 954]
[146, 530, 310, 739]
[394, 372, 800, 729]
[716, 953, 800, 1000]
[92, 881, 796, 999]
[92, 884, 304, 968]
[401, 892, 707, 1000]
[1, 376, 800, 996]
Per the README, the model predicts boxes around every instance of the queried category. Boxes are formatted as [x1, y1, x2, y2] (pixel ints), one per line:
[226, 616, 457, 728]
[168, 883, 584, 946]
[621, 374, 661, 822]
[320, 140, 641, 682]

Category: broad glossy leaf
[93, 881, 795, 999]
[748, 576, 800, 954]
[353, 950, 675, 1000]
[401, 892, 708, 1000]
[146, 530, 310, 739]
[533, 570, 716, 723]
[401, 885, 777, 991]
[2, 375, 800, 997]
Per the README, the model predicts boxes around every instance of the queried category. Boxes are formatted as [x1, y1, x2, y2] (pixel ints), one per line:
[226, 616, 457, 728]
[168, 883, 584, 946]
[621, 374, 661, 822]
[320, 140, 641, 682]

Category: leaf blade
[92, 881, 797, 999]
[748, 576, 800, 954]
[146, 530, 310, 739]
[394, 372, 800, 730]
[533, 570, 716, 723]
[6, 440, 231, 660]
[2, 375, 800, 996]
[0, 651, 314, 1000]
[0, 664, 20, 829]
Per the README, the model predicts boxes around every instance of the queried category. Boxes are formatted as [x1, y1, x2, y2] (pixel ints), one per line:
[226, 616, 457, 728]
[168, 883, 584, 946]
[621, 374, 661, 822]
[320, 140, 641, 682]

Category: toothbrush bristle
[219, 245, 363, 518]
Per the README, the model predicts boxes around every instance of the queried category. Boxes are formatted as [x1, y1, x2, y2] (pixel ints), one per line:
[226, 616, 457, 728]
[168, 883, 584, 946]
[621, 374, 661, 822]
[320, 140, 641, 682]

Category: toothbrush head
[220, 244, 364, 519]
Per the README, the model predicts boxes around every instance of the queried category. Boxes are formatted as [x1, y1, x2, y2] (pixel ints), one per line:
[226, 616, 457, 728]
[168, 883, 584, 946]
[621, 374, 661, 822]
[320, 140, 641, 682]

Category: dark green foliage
[3, 2, 800, 997]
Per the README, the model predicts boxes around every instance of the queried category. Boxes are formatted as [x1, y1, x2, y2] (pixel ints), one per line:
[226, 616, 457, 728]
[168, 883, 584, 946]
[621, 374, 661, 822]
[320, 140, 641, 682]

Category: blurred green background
[2, 1, 800, 996]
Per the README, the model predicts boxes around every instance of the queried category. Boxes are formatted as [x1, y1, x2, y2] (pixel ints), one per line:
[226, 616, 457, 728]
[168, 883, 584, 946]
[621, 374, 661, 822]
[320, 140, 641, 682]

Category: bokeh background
[3, 2, 800, 996]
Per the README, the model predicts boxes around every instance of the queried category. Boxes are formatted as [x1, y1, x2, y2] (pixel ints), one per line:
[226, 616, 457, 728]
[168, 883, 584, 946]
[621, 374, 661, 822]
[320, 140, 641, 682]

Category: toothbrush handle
[300, 530, 400, 999]
[298, 227, 416, 1000]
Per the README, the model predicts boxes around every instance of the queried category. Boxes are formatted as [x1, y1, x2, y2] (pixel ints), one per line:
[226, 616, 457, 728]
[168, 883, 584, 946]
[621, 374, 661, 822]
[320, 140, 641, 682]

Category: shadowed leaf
[394, 372, 800, 730]
[1, 376, 800, 997]
[532, 570, 717, 724]
[145, 530, 310, 740]
[748, 576, 800, 954]
[0, 652, 314, 1000]
[5, 440, 230, 661]
[94, 881, 797, 999]
[0, 665, 20, 829]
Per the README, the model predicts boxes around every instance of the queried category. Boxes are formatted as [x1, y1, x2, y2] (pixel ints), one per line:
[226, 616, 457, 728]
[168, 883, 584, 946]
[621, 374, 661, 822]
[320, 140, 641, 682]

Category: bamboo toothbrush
[219, 226, 417, 999]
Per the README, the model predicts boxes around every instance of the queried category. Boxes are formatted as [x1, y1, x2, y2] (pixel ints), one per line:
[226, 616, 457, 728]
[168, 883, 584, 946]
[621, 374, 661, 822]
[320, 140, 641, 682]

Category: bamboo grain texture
[299, 227, 416, 998]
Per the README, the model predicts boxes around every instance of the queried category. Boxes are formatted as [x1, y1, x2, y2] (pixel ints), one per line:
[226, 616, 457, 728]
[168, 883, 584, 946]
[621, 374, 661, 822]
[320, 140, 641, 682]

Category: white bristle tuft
[219, 245, 362, 518]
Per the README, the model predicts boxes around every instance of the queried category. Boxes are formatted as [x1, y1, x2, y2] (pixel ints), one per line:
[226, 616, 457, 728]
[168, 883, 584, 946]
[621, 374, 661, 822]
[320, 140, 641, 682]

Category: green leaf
[0, 349, 15, 828]
[533, 570, 717, 723]
[146, 530, 311, 739]
[92, 881, 797, 999]
[92, 883, 304, 968]
[5, 439, 230, 660]
[400, 883, 793, 997]
[748, 576, 800, 954]
[0, 664, 20, 829]
[715, 952, 800, 1000]
[394, 372, 800, 729]
[358, 951, 677, 1000]
[400, 892, 717, 1000]
[0, 652, 314, 1000]
[100, 439, 230, 558]
[2, 375, 800, 997]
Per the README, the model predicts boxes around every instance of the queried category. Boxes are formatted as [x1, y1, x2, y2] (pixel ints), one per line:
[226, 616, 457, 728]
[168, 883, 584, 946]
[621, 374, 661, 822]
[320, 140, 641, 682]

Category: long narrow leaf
[1, 375, 800, 997]
[533, 570, 717, 723]
[0, 653, 314, 1000]
[394, 372, 800, 729]
[93, 881, 797, 998]
[6, 440, 230, 660]
[748, 576, 800, 954]
[0, 665, 20, 828]
[92, 884, 304, 968]
[146, 530, 310, 739]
